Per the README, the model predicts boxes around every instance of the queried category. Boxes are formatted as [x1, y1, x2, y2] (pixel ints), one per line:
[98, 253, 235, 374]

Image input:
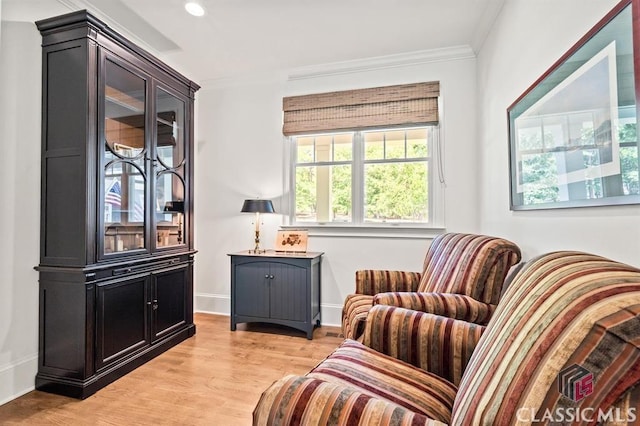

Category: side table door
[269, 262, 307, 322]
[234, 260, 270, 318]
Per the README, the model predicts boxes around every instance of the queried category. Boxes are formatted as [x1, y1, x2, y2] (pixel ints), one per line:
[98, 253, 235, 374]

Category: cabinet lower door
[235, 262, 270, 318]
[96, 277, 150, 371]
[151, 266, 189, 342]
[270, 263, 308, 322]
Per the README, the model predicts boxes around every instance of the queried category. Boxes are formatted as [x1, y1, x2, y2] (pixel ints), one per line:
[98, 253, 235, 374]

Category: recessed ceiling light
[185, 2, 205, 17]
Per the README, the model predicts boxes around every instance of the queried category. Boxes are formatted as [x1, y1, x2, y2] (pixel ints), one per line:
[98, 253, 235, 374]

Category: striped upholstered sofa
[255, 251, 640, 425]
[342, 233, 522, 340]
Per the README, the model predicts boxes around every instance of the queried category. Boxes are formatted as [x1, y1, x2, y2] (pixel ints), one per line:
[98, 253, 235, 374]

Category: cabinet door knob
[269, 275, 274, 279]
[264, 274, 269, 279]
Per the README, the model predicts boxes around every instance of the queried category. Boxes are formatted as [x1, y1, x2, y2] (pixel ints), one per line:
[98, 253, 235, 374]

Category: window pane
[103, 60, 146, 255]
[297, 137, 314, 163]
[295, 165, 351, 223]
[364, 161, 427, 223]
[333, 133, 352, 161]
[364, 131, 384, 160]
[156, 172, 185, 247]
[407, 128, 428, 157]
[156, 89, 185, 169]
[104, 162, 145, 253]
[384, 130, 405, 159]
[295, 166, 316, 220]
[365, 129, 428, 160]
[314, 135, 333, 162]
[292, 126, 434, 226]
[104, 60, 145, 159]
[332, 165, 352, 221]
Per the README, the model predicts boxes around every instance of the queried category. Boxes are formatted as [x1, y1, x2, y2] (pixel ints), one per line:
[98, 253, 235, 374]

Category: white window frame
[282, 125, 445, 238]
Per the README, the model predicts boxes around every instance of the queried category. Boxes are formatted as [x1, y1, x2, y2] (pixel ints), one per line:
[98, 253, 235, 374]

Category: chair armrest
[355, 269, 422, 295]
[253, 375, 443, 426]
[362, 305, 485, 386]
[373, 292, 496, 325]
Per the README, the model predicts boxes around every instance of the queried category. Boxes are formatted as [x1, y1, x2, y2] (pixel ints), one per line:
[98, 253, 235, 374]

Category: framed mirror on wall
[508, 0, 640, 210]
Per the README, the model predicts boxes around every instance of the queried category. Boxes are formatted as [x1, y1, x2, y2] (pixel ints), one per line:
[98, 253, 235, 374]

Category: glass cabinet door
[155, 88, 187, 248]
[102, 58, 148, 255]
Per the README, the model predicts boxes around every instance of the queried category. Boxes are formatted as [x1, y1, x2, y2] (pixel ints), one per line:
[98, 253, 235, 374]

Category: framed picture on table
[275, 230, 308, 253]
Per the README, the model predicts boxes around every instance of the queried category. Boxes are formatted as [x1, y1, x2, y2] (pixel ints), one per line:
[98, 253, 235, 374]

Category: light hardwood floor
[0, 313, 344, 425]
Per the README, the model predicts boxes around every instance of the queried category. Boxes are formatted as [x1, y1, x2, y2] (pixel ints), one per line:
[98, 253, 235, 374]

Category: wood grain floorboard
[0, 313, 343, 425]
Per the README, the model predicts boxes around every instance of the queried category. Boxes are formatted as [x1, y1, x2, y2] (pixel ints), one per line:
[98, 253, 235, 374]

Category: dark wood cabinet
[96, 276, 150, 371]
[152, 265, 190, 342]
[35, 10, 199, 399]
[229, 252, 323, 339]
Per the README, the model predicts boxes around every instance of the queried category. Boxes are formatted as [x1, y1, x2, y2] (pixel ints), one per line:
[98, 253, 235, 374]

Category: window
[282, 81, 443, 230]
[288, 126, 440, 227]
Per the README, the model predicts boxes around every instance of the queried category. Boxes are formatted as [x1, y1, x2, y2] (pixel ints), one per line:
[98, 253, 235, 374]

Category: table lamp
[163, 201, 184, 244]
[241, 199, 275, 253]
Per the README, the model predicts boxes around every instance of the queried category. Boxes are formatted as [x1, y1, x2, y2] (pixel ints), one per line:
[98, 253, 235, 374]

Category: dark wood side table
[228, 251, 323, 339]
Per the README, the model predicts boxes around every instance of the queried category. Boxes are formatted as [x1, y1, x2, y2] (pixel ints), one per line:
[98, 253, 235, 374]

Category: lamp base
[249, 230, 266, 254]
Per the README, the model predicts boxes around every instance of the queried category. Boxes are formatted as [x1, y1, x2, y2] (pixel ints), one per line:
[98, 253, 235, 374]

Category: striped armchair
[342, 233, 522, 340]
[255, 251, 640, 425]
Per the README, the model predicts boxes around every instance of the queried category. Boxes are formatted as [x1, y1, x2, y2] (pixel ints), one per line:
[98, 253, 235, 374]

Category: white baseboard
[195, 293, 343, 327]
[0, 354, 37, 407]
[319, 303, 342, 327]
[194, 292, 231, 315]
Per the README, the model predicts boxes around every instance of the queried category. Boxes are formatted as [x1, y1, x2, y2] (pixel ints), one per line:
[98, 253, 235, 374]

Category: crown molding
[286, 45, 476, 81]
[199, 45, 476, 89]
[199, 70, 289, 90]
[54, 0, 165, 57]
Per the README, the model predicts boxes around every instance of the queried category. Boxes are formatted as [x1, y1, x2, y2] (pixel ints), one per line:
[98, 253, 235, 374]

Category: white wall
[477, 0, 640, 265]
[0, 21, 42, 405]
[194, 52, 481, 325]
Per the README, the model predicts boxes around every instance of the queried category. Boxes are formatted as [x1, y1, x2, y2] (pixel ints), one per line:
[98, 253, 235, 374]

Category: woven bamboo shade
[282, 81, 439, 135]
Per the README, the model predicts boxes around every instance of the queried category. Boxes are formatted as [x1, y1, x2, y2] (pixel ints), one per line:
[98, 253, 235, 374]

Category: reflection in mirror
[156, 172, 185, 248]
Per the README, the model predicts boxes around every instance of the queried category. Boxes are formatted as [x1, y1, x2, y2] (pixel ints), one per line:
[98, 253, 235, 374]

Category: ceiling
[2, 0, 505, 84]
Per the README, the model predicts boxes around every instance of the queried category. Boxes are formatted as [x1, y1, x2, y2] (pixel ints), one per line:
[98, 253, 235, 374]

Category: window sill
[280, 224, 445, 239]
